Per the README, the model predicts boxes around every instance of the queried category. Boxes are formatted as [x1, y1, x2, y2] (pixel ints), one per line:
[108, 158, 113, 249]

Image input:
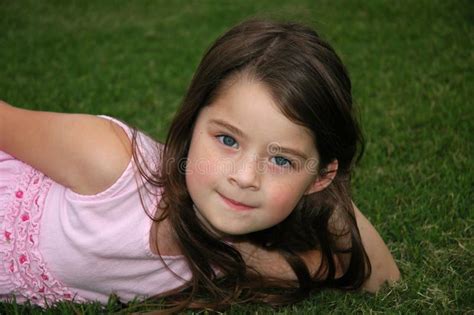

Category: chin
[220, 225, 262, 236]
[209, 222, 251, 237]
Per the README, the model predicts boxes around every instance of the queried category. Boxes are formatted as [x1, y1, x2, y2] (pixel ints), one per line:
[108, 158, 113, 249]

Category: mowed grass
[0, 0, 472, 313]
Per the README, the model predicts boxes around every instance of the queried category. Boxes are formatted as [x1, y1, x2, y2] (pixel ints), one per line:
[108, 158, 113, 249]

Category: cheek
[186, 158, 210, 193]
[268, 182, 304, 215]
[185, 141, 221, 193]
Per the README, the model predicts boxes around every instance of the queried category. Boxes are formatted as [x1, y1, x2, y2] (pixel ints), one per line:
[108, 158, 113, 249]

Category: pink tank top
[0, 115, 192, 306]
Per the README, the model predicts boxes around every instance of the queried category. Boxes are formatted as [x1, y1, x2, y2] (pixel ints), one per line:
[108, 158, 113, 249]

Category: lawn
[0, 0, 472, 313]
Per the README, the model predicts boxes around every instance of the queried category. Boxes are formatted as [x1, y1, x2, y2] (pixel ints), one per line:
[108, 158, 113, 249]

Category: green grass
[1, 0, 472, 313]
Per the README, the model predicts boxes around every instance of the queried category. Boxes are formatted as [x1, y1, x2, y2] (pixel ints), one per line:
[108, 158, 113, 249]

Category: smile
[218, 193, 255, 211]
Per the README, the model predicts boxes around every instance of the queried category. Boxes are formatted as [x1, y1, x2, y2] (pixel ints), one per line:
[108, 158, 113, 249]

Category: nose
[228, 153, 261, 190]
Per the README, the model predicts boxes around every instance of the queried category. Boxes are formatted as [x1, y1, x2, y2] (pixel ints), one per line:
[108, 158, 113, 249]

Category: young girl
[0, 18, 399, 312]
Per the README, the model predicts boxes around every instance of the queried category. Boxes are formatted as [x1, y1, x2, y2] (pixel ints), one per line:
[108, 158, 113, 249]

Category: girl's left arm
[352, 203, 400, 292]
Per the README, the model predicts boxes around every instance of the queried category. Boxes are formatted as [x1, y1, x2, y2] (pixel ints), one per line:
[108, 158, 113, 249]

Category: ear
[304, 159, 338, 195]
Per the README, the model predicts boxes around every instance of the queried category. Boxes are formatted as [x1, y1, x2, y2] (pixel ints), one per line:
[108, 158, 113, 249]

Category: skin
[185, 78, 334, 237]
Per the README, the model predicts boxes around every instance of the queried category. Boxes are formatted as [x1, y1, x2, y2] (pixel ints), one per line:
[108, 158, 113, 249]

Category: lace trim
[0, 165, 86, 306]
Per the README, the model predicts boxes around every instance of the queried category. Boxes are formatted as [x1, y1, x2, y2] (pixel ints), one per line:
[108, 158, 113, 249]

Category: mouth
[218, 192, 256, 211]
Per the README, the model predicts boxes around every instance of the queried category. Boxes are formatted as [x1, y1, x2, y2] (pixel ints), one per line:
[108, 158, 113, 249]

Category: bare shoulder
[231, 203, 400, 291]
[231, 239, 343, 282]
[72, 115, 133, 195]
[0, 101, 132, 195]
[352, 203, 401, 292]
[231, 241, 301, 280]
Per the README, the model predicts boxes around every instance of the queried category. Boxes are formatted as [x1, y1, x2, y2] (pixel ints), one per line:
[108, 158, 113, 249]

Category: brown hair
[131, 17, 370, 313]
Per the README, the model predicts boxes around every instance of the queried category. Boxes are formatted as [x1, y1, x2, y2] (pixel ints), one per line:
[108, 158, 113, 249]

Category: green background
[0, 0, 472, 313]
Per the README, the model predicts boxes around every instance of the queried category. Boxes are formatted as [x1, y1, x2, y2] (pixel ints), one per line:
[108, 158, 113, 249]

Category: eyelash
[215, 134, 294, 168]
[216, 134, 239, 148]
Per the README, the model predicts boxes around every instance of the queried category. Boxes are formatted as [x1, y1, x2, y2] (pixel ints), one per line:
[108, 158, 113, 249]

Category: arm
[233, 203, 400, 292]
[0, 100, 132, 195]
[353, 203, 400, 292]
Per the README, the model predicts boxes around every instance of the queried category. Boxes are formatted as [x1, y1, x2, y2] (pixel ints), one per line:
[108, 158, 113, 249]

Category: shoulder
[231, 241, 299, 280]
[70, 115, 133, 195]
[0, 103, 134, 196]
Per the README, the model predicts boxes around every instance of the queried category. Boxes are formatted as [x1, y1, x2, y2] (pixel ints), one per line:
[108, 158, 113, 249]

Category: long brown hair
[131, 17, 370, 313]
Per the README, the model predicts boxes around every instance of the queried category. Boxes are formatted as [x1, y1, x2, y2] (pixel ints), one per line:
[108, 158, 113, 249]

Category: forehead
[199, 79, 318, 157]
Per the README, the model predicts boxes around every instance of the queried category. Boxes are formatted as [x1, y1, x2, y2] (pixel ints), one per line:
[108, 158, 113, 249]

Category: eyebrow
[269, 145, 309, 160]
[209, 119, 309, 160]
[209, 119, 248, 139]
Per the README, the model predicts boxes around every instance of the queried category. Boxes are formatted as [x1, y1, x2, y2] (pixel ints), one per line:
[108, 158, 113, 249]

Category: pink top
[0, 115, 192, 306]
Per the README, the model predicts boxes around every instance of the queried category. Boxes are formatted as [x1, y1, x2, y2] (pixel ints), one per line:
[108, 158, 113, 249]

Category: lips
[218, 192, 255, 211]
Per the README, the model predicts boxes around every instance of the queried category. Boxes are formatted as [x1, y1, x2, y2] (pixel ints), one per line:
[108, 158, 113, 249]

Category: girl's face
[185, 79, 320, 237]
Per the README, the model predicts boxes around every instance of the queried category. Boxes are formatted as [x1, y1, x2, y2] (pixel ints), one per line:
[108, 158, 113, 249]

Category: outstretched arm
[0, 100, 132, 195]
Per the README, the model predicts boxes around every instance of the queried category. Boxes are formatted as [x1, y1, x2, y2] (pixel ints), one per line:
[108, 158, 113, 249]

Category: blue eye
[217, 135, 238, 148]
[271, 156, 292, 168]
